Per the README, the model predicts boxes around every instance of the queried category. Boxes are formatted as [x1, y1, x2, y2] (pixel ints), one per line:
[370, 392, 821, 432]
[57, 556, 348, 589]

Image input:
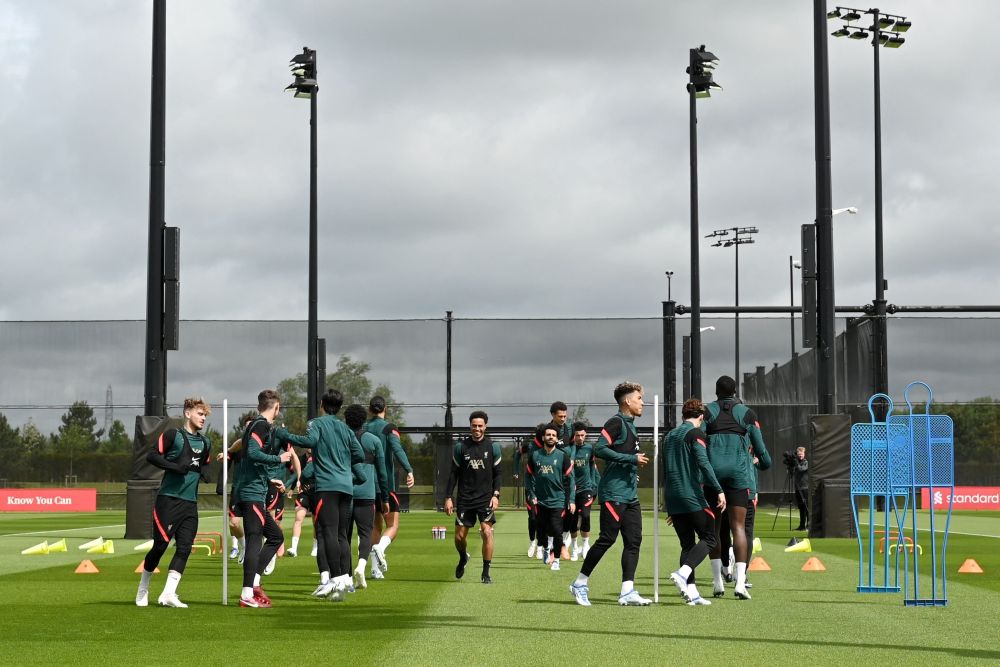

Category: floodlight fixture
[827, 8, 841, 20]
[832, 27, 851, 38]
[884, 36, 905, 48]
[285, 47, 318, 99]
[849, 29, 868, 39]
[891, 19, 911, 32]
[878, 16, 895, 29]
[841, 10, 862, 21]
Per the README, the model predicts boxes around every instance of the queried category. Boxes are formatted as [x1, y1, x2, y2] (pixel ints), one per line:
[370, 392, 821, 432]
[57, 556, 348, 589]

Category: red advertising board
[0, 488, 97, 512]
[920, 486, 1000, 511]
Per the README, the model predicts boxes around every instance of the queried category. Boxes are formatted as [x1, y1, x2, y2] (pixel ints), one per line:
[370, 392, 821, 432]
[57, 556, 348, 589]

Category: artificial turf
[0, 508, 997, 666]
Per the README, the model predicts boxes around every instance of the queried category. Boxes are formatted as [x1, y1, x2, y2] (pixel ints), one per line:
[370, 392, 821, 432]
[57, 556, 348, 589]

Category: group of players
[135, 374, 768, 609]
[135, 389, 414, 608]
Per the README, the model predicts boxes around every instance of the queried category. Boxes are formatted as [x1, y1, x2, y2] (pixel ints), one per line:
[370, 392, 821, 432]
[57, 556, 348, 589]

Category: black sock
[482, 560, 491, 575]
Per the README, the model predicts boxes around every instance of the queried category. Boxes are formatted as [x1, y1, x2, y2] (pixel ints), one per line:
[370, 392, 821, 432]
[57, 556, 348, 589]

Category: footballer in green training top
[526, 423, 576, 571]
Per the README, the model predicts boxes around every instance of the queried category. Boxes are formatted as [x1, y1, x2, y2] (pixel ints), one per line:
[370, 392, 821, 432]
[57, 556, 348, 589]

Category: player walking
[135, 397, 213, 608]
[443, 411, 502, 584]
[569, 422, 600, 561]
[526, 423, 576, 571]
[366, 396, 415, 579]
[570, 382, 651, 607]
[343, 404, 390, 591]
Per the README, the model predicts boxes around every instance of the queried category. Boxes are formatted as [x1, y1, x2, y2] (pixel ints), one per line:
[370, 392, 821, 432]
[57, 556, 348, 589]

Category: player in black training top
[444, 410, 502, 584]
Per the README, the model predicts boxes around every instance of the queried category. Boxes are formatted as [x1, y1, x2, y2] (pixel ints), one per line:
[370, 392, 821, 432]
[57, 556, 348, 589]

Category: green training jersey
[526, 446, 575, 509]
[663, 421, 722, 515]
[353, 430, 390, 501]
[595, 412, 641, 504]
[276, 415, 366, 496]
[232, 418, 284, 503]
[704, 398, 772, 490]
[572, 440, 600, 493]
[365, 417, 412, 493]
[153, 428, 210, 503]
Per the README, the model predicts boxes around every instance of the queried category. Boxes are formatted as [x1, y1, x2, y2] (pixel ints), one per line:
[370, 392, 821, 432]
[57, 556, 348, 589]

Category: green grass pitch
[1, 508, 998, 666]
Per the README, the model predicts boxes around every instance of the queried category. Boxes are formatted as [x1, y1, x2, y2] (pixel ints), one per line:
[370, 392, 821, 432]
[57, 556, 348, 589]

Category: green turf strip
[1, 509, 997, 665]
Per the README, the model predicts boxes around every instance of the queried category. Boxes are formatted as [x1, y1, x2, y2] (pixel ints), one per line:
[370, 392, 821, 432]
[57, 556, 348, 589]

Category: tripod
[771, 466, 796, 531]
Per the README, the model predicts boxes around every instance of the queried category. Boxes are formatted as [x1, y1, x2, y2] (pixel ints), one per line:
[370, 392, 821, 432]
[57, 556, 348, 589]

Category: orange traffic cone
[801, 557, 826, 571]
[748, 557, 771, 572]
[135, 562, 161, 574]
[75, 560, 100, 574]
[958, 559, 984, 574]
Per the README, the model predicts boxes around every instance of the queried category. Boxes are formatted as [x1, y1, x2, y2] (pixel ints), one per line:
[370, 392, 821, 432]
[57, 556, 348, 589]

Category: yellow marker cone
[752, 537, 763, 554]
[21, 541, 49, 555]
[958, 558, 984, 574]
[48, 538, 67, 553]
[88, 540, 114, 554]
[784, 538, 812, 553]
[801, 557, 826, 571]
[78, 537, 105, 550]
[134, 539, 154, 552]
[135, 562, 160, 574]
[748, 556, 771, 571]
[75, 560, 100, 574]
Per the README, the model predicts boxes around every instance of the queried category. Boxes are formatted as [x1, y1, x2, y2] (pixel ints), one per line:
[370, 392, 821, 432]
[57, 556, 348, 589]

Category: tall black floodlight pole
[707, 226, 759, 391]
[789, 256, 801, 357]
[829, 7, 909, 412]
[286, 48, 319, 420]
[143, 0, 167, 417]
[687, 45, 721, 400]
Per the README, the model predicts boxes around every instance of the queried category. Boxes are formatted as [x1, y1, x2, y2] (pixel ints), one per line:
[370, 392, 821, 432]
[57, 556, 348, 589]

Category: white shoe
[313, 581, 336, 597]
[734, 585, 752, 600]
[371, 545, 388, 572]
[618, 589, 652, 606]
[310, 544, 318, 557]
[669, 571, 690, 600]
[687, 595, 712, 606]
[713, 584, 726, 598]
[228, 547, 239, 559]
[135, 588, 149, 607]
[570, 547, 580, 562]
[237, 550, 245, 565]
[353, 568, 367, 590]
[371, 562, 385, 580]
[157, 593, 188, 608]
[550, 559, 561, 571]
[263, 555, 276, 576]
[527, 541, 537, 558]
[581, 544, 590, 558]
[286, 548, 297, 558]
[536, 548, 544, 561]
[569, 582, 591, 606]
[328, 581, 347, 602]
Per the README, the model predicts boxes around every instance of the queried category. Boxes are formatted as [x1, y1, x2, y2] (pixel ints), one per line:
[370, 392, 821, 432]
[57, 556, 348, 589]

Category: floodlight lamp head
[826, 8, 841, 19]
[793, 259, 802, 269]
[884, 36, 905, 48]
[290, 48, 315, 65]
[831, 27, 851, 38]
[891, 20, 911, 32]
[841, 10, 862, 21]
[849, 29, 868, 40]
[878, 16, 895, 29]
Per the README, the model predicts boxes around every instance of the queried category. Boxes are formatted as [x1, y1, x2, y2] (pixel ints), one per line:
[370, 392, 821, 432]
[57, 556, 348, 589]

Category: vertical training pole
[653, 395, 660, 604]
[222, 399, 228, 605]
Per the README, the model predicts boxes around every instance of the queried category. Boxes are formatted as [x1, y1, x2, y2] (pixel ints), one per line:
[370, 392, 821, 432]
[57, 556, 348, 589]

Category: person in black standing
[794, 447, 809, 531]
[444, 410, 502, 584]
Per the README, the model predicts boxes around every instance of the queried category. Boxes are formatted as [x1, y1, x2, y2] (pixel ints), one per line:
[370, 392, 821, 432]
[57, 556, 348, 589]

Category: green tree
[57, 401, 101, 452]
[0, 412, 23, 479]
[230, 411, 258, 445]
[99, 419, 131, 454]
[21, 419, 48, 454]
[571, 404, 592, 428]
[277, 355, 403, 434]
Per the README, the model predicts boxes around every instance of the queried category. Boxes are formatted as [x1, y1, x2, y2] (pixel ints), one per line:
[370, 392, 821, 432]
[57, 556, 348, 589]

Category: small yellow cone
[78, 537, 104, 550]
[48, 538, 67, 553]
[785, 538, 812, 553]
[958, 558, 984, 574]
[752, 537, 763, 554]
[135, 562, 160, 574]
[802, 557, 826, 571]
[21, 541, 49, 555]
[75, 560, 100, 574]
[88, 539, 114, 554]
[134, 539, 154, 552]
[748, 556, 771, 571]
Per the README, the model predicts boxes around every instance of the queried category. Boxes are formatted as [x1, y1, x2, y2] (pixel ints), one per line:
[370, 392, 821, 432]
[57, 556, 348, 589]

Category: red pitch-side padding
[1, 488, 97, 512]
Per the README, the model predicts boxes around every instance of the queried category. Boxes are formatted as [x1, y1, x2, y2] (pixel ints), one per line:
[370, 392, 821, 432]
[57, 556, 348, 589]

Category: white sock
[290, 536, 300, 551]
[312, 539, 318, 550]
[583, 537, 590, 547]
[574, 573, 589, 586]
[621, 580, 633, 596]
[529, 538, 537, 546]
[736, 562, 747, 589]
[253, 573, 261, 587]
[162, 570, 181, 597]
[710, 558, 724, 587]
[241, 586, 253, 599]
[377, 536, 391, 552]
[686, 583, 700, 599]
[573, 536, 580, 549]
[139, 570, 153, 589]
[356, 558, 367, 573]
[231, 536, 239, 549]
[677, 564, 693, 580]
[238, 536, 245, 551]
[547, 537, 554, 549]
[320, 571, 330, 584]
[562, 531, 571, 546]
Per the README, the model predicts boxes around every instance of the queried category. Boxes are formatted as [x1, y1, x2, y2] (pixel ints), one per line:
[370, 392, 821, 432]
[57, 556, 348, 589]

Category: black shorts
[455, 507, 496, 527]
[295, 491, 315, 514]
[704, 486, 752, 511]
[266, 485, 286, 515]
[152, 495, 198, 544]
[575, 491, 595, 511]
[376, 491, 402, 513]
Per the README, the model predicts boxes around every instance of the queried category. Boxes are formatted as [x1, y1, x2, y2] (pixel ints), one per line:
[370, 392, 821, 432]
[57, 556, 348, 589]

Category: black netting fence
[1, 316, 998, 494]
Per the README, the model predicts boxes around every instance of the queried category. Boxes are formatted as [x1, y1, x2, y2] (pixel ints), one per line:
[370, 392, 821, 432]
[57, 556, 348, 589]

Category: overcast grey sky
[1, 1, 998, 434]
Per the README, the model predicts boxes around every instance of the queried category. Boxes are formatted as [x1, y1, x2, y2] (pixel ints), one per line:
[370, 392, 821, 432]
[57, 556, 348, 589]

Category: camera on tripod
[782, 450, 797, 469]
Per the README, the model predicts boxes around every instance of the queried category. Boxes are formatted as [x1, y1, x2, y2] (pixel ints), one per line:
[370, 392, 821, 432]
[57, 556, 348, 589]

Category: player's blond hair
[183, 397, 211, 414]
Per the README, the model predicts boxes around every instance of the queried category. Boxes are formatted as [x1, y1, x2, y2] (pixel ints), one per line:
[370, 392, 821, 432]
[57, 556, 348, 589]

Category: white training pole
[653, 394, 660, 603]
[222, 398, 228, 605]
